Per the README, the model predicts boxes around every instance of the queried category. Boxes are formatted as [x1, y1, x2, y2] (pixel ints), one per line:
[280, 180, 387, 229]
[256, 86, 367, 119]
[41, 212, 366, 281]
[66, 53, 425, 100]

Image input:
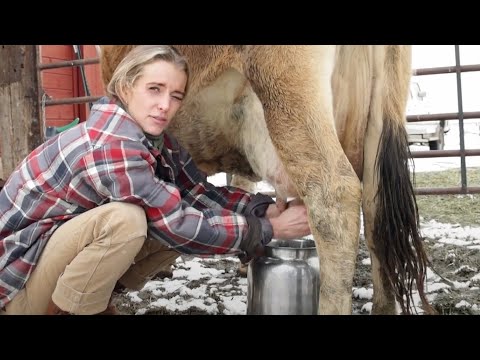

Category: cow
[100, 45, 434, 315]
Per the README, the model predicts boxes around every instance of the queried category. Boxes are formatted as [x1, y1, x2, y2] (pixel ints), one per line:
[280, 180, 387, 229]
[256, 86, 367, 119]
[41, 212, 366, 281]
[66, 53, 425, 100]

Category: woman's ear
[118, 86, 129, 107]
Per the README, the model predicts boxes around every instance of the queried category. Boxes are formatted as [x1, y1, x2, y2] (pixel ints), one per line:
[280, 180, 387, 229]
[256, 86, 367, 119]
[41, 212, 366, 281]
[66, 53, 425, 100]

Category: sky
[125, 46, 480, 315]
[410, 45, 480, 114]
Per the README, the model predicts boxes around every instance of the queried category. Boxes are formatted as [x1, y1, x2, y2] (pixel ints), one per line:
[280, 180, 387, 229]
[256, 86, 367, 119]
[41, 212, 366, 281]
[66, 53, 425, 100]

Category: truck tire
[429, 130, 445, 150]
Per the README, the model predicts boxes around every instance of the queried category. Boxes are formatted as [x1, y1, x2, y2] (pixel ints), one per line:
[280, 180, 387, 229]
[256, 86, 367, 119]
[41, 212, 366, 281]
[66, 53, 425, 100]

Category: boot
[113, 281, 126, 294]
[99, 290, 120, 315]
[45, 299, 71, 315]
[97, 303, 119, 315]
[45, 297, 119, 315]
[155, 269, 174, 279]
[237, 262, 249, 277]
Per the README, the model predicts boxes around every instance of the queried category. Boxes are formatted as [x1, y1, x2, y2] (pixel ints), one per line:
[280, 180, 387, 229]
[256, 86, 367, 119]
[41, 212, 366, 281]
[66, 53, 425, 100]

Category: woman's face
[123, 60, 187, 136]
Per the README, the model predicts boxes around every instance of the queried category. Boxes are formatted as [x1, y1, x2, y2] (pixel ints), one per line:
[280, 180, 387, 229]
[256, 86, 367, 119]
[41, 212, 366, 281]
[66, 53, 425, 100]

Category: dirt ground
[112, 256, 246, 315]
[351, 234, 480, 315]
[112, 229, 480, 315]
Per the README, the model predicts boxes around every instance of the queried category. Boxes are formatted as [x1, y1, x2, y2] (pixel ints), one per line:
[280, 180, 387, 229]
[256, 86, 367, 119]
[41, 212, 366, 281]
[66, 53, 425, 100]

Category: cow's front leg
[245, 45, 361, 314]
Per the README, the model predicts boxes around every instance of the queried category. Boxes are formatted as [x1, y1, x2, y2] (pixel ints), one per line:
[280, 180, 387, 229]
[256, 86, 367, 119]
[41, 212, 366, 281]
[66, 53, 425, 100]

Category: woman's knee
[102, 202, 148, 240]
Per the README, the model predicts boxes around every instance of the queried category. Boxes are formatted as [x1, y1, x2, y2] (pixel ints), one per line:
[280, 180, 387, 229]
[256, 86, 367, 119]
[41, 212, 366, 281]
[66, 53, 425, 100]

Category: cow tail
[373, 46, 436, 315]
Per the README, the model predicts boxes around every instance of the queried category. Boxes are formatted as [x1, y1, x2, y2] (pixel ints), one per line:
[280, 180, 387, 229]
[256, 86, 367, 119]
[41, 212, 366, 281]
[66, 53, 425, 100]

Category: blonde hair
[106, 45, 189, 103]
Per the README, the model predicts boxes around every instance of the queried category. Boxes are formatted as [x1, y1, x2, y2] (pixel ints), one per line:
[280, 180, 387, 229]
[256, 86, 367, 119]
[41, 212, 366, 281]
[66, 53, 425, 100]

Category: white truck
[406, 81, 449, 150]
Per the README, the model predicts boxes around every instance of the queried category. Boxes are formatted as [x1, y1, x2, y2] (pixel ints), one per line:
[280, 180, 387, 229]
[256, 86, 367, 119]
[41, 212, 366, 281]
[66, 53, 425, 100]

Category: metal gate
[408, 45, 480, 195]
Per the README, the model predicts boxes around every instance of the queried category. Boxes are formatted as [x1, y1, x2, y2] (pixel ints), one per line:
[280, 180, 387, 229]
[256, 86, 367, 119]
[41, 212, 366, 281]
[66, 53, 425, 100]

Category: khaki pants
[4, 202, 180, 315]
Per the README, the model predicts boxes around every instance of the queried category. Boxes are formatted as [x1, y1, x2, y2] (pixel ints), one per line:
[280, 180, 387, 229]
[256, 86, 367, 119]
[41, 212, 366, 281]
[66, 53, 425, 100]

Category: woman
[0, 45, 310, 315]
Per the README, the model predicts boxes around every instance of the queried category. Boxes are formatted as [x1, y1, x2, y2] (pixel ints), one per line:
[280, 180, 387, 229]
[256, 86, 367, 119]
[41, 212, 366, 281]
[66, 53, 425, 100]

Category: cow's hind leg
[246, 46, 361, 314]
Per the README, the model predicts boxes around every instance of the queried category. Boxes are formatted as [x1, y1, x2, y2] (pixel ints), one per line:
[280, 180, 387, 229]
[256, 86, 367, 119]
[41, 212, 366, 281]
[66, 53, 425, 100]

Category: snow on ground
[114, 214, 480, 315]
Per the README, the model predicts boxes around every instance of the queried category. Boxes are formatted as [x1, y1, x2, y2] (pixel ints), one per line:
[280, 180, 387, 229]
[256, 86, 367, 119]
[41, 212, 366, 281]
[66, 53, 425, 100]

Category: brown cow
[100, 45, 434, 315]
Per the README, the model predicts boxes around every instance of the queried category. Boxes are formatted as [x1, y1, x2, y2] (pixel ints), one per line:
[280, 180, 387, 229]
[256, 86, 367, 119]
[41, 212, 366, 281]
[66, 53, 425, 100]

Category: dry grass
[413, 168, 480, 226]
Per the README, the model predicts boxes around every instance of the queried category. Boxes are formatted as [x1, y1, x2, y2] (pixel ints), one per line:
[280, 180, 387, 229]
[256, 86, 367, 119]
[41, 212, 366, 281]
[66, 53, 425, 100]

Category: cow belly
[175, 66, 298, 199]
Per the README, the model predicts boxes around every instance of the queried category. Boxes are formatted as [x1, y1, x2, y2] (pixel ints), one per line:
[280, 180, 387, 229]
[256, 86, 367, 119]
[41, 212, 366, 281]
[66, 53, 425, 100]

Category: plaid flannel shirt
[0, 97, 273, 308]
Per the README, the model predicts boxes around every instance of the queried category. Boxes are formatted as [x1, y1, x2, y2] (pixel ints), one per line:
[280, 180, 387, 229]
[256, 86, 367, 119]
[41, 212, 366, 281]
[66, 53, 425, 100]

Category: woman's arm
[77, 141, 272, 258]
[166, 133, 275, 218]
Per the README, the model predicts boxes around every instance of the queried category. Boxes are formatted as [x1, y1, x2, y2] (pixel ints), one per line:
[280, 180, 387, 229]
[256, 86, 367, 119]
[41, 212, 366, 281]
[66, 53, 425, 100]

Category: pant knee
[102, 202, 148, 242]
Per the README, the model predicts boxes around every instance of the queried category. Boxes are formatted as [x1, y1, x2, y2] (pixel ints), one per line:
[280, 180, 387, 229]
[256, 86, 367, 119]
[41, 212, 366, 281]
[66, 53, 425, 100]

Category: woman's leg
[5, 202, 147, 315]
[117, 238, 181, 291]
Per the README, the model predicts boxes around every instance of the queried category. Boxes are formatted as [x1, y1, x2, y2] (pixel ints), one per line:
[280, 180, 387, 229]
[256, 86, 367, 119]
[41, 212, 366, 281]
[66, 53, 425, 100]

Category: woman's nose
[157, 94, 170, 111]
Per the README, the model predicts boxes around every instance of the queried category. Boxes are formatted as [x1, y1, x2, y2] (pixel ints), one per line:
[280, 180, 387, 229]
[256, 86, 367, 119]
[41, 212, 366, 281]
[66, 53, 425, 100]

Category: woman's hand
[266, 203, 282, 219]
[265, 197, 304, 219]
[268, 204, 311, 240]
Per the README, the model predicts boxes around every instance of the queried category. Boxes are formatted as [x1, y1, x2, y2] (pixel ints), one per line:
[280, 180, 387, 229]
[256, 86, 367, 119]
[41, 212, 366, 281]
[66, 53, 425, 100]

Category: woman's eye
[150, 87, 160, 92]
[172, 95, 184, 101]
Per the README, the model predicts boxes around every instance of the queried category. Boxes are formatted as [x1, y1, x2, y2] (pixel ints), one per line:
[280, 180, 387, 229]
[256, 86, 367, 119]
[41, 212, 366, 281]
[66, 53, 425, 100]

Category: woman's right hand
[268, 204, 311, 240]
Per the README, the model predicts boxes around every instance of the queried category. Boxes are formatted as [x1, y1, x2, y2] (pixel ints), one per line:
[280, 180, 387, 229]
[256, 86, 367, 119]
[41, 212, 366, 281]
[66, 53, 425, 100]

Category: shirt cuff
[243, 193, 275, 217]
[240, 214, 274, 257]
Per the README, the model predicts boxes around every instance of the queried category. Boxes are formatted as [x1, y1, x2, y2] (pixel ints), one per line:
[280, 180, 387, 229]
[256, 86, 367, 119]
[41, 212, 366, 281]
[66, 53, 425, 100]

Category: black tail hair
[374, 119, 436, 315]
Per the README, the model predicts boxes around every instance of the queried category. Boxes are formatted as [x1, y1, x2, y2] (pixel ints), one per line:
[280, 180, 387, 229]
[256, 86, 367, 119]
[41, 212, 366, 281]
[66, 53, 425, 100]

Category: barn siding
[40, 45, 104, 128]
[0, 45, 105, 180]
[76, 45, 104, 121]
[39, 45, 80, 128]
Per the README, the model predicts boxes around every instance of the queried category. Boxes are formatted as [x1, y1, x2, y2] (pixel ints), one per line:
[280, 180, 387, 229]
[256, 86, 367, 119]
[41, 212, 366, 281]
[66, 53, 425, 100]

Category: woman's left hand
[266, 197, 304, 219]
[266, 199, 291, 218]
[265, 203, 282, 219]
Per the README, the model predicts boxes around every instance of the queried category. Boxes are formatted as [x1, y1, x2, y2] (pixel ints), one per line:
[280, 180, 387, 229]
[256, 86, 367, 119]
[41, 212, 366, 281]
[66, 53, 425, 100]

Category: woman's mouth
[151, 116, 167, 124]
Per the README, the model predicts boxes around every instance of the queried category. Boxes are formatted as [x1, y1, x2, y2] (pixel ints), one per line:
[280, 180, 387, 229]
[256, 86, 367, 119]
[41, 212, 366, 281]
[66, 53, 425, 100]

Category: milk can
[246, 238, 320, 315]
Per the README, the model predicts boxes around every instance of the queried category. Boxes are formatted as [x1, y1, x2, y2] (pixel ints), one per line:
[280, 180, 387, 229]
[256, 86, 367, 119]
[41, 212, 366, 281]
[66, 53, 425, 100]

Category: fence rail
[44, 95, 102, 106]
[38, 57, 100, 70]
[412, 63, 480, 76]
[408, 46, 479, 195]
[407, 111, 480, 123]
